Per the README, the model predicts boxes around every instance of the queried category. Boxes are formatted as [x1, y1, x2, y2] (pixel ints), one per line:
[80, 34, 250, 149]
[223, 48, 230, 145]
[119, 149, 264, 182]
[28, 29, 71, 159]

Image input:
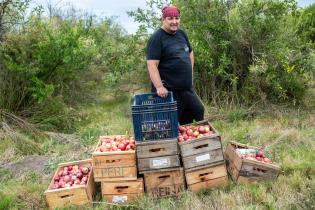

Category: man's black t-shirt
[146, 28, 193, 90]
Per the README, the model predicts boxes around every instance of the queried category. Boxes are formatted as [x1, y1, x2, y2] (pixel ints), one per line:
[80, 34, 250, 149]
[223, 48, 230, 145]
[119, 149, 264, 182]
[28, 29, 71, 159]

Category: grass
[0, 89, 314, 210]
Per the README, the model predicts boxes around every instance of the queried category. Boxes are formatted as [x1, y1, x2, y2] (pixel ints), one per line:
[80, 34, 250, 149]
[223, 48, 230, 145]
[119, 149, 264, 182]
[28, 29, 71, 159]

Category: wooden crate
[225, 141, 281, 184]
[44, 159, 95, 210]
[136, 138, 178, 159]
[138, 155, 181, 172]
[185, 161, 228, 192]
[143, 167, 185, 198]
[92, 136, 137, 182]
[101, 178, 144, 204]
[179, 134, 224, 169]
[137, 138, 180, 172]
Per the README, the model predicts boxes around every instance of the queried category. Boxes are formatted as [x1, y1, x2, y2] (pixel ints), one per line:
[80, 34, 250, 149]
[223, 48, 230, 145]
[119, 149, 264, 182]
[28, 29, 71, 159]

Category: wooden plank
[188, 176, 228, 192]
[92, 153, 136, 168]
[136, 139, 178, 158]
[137, 155, 180, 172]
[185, 163, 227, 185]
[101, 179, 144, 195]
[179, 135, 222, 158]
[239, 161, 280, 179]
[182, 149, 224, 169]
[146, 183, 185, 198]
[224, 143, 242, 181]
[93, 165, 137, 182]
[102, 193, 143, 204]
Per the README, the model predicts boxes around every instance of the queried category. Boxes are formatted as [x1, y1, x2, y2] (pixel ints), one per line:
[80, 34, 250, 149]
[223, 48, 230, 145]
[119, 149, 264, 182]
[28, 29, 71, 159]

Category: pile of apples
[95, 135, 135, 152]
[237, 149, 272, 164]
[177, 124, 214, 142]
[50, 165, 90, 189]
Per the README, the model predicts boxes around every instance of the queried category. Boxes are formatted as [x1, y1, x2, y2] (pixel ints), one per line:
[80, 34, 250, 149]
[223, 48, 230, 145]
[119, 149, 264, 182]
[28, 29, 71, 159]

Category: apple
[81, 167, 89, 175]
[118, 143, 126, 151]
[186, 129, 193, 136]
[198, 126, 205, 133]
[193, 131, 199, 137]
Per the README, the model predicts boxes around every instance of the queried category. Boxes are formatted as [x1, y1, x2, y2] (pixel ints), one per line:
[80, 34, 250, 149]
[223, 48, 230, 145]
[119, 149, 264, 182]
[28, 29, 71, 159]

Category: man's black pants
[171, 89, 205, 125]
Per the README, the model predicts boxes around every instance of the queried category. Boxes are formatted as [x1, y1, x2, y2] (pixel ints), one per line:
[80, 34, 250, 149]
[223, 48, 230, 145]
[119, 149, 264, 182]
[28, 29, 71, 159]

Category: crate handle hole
[253, 167, 267, 173]
[194, 144, 209, 149]
[60, 194, 74, 198]
[150, 148, 164, 152]
[199, 171, 213, 177]
[115, 186, 129, 189]
[106, 159, 121, 163]
[158, 175, 171, 179]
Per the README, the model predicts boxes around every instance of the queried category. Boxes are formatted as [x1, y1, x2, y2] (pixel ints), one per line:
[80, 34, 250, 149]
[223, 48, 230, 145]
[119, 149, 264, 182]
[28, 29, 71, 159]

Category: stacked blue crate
[132, 92, 179, 141]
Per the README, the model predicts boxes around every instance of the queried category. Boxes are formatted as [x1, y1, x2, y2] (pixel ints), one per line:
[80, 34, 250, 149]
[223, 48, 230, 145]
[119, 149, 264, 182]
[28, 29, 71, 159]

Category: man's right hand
[156, 86, 168, 98]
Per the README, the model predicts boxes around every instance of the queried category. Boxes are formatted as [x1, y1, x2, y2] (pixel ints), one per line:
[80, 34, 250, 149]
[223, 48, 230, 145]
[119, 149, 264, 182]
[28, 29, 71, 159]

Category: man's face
[162, 16, 180, 33]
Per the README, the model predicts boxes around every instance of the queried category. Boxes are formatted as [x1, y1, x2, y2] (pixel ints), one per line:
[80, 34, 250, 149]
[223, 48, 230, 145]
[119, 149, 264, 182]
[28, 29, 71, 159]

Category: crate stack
[178, 120, 229, 192]
[132, 92, 185, 198]
[92, 135, 144, 204]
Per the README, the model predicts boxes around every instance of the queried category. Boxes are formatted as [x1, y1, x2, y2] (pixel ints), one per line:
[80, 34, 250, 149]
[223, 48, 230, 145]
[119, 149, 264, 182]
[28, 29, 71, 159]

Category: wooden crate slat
[101, 179, 144, 195]
[136, 138, 178, 158]
[93, 165, 137, 182]
[179, 135, 222, 158]
[146, 183, 185, 198]
[102, 193, 143, 204]
[188, 176, 228, 192]
[92, 153, 136, 168]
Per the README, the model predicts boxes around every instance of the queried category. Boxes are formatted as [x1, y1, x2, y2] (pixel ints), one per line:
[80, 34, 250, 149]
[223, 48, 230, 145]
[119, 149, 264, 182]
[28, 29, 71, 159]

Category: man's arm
[147, 60, 168, 98]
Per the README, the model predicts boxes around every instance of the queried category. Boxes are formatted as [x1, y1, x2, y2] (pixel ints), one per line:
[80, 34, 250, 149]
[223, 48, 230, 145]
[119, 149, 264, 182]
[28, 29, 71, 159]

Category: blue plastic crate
[132, 92, 178, 141]
[134, 92, 174, 105]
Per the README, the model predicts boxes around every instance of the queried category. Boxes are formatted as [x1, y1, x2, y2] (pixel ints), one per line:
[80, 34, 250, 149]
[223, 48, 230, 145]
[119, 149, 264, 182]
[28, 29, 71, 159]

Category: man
[146, 5, 205, 125]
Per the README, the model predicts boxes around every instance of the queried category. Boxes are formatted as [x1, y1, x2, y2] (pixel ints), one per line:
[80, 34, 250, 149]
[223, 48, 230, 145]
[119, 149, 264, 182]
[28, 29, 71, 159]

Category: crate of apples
[50, 164, 91, 190]
[177, 120, 217, 143]
[45, 159, 94, 209]
[236, 148, 272, 164]
[95, 135, 135, 152]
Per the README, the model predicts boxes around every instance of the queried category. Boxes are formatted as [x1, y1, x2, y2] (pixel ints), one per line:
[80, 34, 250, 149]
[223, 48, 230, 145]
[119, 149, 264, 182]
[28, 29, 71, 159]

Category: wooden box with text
[136, 138, 180, 172]
[143, 167, 185, 198]
[185, 161, 228, 192]
[92, 136, 137, 182]
[44, 159, 95, 210]
[101, 178, 144, 204]
[179, 134, 224, 169]
[225, 141, 281, 184]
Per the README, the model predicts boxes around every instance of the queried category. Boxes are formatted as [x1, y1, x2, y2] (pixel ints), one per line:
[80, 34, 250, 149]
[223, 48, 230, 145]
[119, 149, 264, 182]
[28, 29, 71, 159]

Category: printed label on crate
[196, 154, 210, 162]
[151, 158, 170, 168]
[112, 195, 128, 203]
